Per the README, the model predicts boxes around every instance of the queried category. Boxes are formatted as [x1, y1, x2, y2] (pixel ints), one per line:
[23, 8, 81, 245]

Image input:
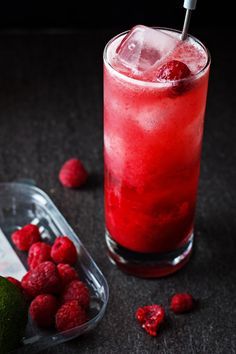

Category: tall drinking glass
[103, 27, 210, 277]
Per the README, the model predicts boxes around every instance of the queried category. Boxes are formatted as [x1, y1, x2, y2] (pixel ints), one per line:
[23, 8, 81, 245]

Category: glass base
[105, 230, 193, 278]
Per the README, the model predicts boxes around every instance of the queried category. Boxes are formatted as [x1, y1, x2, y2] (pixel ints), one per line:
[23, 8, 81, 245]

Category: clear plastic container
[0, 182, 109, 353]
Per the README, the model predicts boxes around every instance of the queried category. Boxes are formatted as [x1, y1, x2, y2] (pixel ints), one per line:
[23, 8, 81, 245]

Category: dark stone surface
[0, 28, 235, 354]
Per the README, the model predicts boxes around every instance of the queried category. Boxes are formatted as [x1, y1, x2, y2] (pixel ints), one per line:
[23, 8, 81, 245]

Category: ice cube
[116, 25, 178, 75]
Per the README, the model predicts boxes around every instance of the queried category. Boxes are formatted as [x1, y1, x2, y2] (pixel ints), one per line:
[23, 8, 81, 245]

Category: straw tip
[183, 0, 197, 10]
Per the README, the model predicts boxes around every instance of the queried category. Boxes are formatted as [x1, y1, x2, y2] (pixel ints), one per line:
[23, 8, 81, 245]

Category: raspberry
[51, 236, 77, 265]
[6, 276, 22, 291]
[59, 158, 88, 188]
[56, 300, 88, 332]
[11, 224, 41, 251]
[28, 242, 52, 270]
[156, 60, 191, 81]
[61, 280, 90, 309]
[136, 305, 165, 337]
[30, 294, 59, 328]
[170, 293, 195, 314]
[21, 261, 60, 298]
[57, 264, 79, 287]
[21, 272, 35, 298]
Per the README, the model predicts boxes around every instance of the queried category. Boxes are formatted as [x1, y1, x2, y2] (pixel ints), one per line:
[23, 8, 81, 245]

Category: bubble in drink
[115, 25, 178, 75]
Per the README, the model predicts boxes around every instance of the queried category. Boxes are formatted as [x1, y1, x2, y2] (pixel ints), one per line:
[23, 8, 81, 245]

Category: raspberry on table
[170, 293, 195, 314]
[61, 280, 90, 309]
[56, 300, 88, 332]
[21, 261, 61, 298]
[51, 236, 77, 265]
[28, 242, 52, 269]
[57, 263, 79, 287]
[6, 276, 22, 291]
[155, 60, 191, 81]
[59, 158, 88, 188]
[136, 304, 165, 337]
[11, 224, 41, 251]
[30, 294, 59, 328]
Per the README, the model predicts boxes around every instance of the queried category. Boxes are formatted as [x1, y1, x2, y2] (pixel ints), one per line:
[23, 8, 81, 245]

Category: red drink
[104, 26, 210, 277]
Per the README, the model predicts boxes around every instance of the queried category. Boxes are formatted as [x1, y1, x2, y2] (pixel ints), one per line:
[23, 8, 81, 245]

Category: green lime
[0, 276, 28, 353]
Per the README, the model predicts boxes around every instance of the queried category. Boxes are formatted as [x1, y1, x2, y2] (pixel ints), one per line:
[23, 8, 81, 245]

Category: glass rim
[103, 27, 211, 87]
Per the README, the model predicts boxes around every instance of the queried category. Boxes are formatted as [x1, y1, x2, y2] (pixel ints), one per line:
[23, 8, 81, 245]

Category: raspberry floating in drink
[155, 60, 191, 81]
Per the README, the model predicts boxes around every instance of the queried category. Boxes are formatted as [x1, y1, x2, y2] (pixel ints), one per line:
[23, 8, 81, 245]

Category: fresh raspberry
[57, 264, 79, 287]
[21, 271, 35, 298]
[156, 60, 191, 81]
[170, 293, 195, 314]
[30, 294, 59, 328]
[6, 276, 22, 291]
[136, 305, 165, 337]
[59, 158, 88, 188]
[11, 224, 41, 251]
[56, 300, 88, 332]
[21, 261, 60, 298]
[51, 236, 77, 265]
[28, 242, 52, 270]
[61, 280, 90, 309]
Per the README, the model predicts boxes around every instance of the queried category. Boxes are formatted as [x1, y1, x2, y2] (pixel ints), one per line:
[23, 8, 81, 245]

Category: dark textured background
[0, 0, 233, 29]
[0, 26, 235, 354]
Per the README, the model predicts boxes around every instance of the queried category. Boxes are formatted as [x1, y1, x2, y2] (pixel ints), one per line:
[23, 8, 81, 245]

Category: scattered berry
[11, 224, 41, 251]
[51, 236, 77, 265]
[30, 294, 59, 328]
[61, 280, 90, 309]
[56, 300, 88, 332]
[6, 276, 22, 291]
[59, 158, 88, 188]
[28, 242, 52, 270]
[136, 304, 165, 337]
[170, 293, 195, 314]
[57, 264, 79, 287]
[21, 261, 60, 298]
[156, 60, 191, 81]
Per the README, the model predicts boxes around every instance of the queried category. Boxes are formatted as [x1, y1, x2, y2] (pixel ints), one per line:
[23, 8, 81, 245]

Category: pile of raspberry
[10, 224, 90, 332]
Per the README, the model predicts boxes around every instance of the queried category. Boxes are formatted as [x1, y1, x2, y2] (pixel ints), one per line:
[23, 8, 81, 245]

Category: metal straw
[181, 0, 198, 40]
